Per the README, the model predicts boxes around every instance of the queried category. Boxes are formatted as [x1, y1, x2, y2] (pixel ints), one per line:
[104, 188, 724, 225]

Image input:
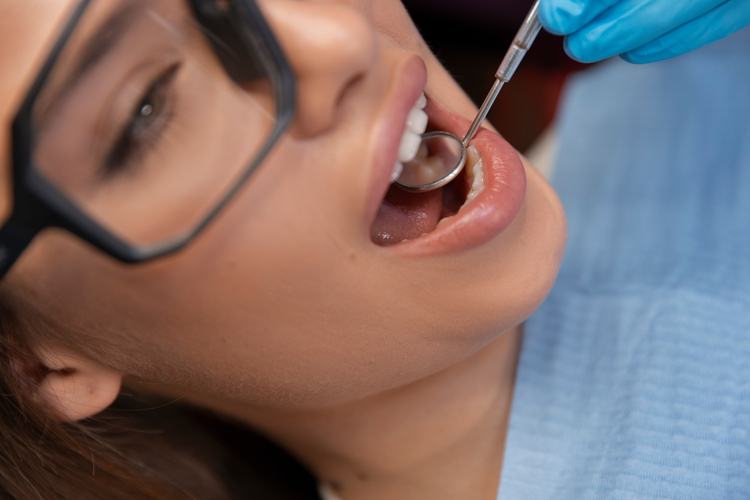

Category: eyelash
[102, 63, 181, 179]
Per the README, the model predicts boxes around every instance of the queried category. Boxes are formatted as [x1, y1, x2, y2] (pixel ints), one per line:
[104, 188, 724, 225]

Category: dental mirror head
[394, 0, 542, 193]
[395, 132, 466, 193]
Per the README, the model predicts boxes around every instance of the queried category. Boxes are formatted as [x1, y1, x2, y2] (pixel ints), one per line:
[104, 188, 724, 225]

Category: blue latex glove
[539, 0, 750, 63]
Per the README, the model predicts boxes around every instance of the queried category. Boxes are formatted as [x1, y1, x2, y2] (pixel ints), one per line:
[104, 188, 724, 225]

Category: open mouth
[370, 92, 486, 246]
[365, 57, 525, 255]
[370, 141, 484, 246]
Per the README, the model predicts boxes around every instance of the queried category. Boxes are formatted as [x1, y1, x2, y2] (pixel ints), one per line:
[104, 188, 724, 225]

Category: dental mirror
[395, 0, 543, 193]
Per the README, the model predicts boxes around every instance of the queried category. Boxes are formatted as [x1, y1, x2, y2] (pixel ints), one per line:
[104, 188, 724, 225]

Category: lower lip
[386, 97, 526, 255]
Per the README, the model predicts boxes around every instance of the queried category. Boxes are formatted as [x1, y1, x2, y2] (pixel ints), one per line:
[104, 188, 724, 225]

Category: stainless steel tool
[395, 0, 543, 192]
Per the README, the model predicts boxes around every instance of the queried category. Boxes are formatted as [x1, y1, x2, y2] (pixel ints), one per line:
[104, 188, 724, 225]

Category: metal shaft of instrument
[462, 0, 543, 146]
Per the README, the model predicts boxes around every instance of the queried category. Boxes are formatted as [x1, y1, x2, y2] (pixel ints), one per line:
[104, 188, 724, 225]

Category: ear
[25, 345, 122, 421]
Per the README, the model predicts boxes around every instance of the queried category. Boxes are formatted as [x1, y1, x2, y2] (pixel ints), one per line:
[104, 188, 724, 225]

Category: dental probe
[395, 0, 543, 192]
[462, 0, 543, 146]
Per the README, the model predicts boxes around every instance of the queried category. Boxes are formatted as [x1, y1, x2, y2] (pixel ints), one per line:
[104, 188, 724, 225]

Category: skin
[0, 1, 567, 499]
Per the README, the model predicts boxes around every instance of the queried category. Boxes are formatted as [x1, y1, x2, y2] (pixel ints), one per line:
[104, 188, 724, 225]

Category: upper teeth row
[391, 93, 427, 182]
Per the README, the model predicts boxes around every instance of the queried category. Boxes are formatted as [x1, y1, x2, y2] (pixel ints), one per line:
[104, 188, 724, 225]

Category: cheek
[11, 154, 566, 411]
[199, 162, 567, 409]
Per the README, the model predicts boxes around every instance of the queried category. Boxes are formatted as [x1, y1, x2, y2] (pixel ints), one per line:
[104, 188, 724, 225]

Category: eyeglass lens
[31, 0, 278, 247]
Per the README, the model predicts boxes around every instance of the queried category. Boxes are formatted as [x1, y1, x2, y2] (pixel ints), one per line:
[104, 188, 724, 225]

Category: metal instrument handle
[463, 0, 542, 145]
[496, 0, 542, 82]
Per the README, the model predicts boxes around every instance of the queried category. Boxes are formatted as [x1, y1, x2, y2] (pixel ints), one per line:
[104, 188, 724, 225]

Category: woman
[0, 0, 566, 498]
[6, 0, 749, 498]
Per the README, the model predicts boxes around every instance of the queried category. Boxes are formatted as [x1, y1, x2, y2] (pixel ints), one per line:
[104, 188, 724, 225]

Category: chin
[425, 153, 566, 354]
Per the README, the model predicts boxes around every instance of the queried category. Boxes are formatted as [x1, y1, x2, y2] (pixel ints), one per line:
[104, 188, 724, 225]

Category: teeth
[460, 145, 484, 211]
[414, 141, 429, 161]
[407, 108, 428, 135]
[396, 93, 429, 165]
[392, 145, 484, 241]
[390, 92, 486, 235]
[412, 155, 445, 185]
[390, 161, 403, 183]
[398, 130, 422, 163]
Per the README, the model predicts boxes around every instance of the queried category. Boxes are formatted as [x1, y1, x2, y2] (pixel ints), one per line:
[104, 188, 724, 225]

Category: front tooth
[416, 93, 427, 109]
[398, 130, 422, 163]
[390, 161, 403, 183]
[407, 108, 428, 135]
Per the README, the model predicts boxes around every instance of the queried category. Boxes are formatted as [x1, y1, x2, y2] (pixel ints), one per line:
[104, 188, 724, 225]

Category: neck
[149, 326, 522, 500]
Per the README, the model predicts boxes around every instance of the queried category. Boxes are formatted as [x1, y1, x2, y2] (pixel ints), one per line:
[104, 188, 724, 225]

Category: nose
[258, 0, 377, 137]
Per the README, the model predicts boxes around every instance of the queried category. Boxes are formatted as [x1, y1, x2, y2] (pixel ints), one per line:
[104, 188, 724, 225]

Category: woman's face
[0, 0, 565, 408]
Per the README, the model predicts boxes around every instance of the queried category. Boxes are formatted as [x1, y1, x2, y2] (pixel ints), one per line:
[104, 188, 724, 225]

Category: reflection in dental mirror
[31, 0, 277, 247]
[395, 131, 465, 191]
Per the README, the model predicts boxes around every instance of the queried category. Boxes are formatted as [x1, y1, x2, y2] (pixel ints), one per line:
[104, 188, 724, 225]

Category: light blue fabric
[498, 27, 750, 499]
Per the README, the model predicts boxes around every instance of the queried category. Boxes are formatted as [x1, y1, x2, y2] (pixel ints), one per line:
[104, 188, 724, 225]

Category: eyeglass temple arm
[0, 215, 40, 279]
[0, 176, 65, 279]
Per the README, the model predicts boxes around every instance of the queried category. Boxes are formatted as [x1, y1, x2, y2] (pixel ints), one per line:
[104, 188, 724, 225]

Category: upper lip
[363, 55, 428, 227]
[365, 56, 527, 256]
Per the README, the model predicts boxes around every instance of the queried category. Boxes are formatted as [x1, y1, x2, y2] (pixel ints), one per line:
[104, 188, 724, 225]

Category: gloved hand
[538, 0, 750, 63]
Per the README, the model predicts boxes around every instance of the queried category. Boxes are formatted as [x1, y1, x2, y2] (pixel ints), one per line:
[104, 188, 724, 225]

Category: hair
[0, 296, 223, 500]
[0, 287, 321, 500]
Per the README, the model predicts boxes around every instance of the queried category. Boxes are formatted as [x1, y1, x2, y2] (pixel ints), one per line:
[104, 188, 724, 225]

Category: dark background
[402, 0, 590, 152]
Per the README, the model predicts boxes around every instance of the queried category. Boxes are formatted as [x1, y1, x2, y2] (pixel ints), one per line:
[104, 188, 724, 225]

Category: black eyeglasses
[0, 0, 295, 278]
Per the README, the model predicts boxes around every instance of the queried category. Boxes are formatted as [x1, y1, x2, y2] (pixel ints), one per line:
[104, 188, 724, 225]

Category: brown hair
[0, 286, 323, 500]
[0, 296, 234, 500]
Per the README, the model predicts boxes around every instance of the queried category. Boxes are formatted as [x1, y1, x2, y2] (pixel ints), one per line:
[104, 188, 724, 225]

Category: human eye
[102, 62, 181, 179]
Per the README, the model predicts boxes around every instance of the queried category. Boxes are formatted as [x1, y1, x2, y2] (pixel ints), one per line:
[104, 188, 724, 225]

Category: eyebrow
[37, 0, 149, 123]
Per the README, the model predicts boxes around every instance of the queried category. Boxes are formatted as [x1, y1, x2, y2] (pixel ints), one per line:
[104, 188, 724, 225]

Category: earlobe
[27, 346, 122, 422]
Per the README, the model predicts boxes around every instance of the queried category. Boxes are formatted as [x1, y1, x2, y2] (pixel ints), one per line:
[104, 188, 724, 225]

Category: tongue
[371, 185, 443, 246]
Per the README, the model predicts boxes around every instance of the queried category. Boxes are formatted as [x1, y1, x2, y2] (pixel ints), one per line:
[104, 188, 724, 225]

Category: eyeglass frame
[0, 0, 295, 279]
